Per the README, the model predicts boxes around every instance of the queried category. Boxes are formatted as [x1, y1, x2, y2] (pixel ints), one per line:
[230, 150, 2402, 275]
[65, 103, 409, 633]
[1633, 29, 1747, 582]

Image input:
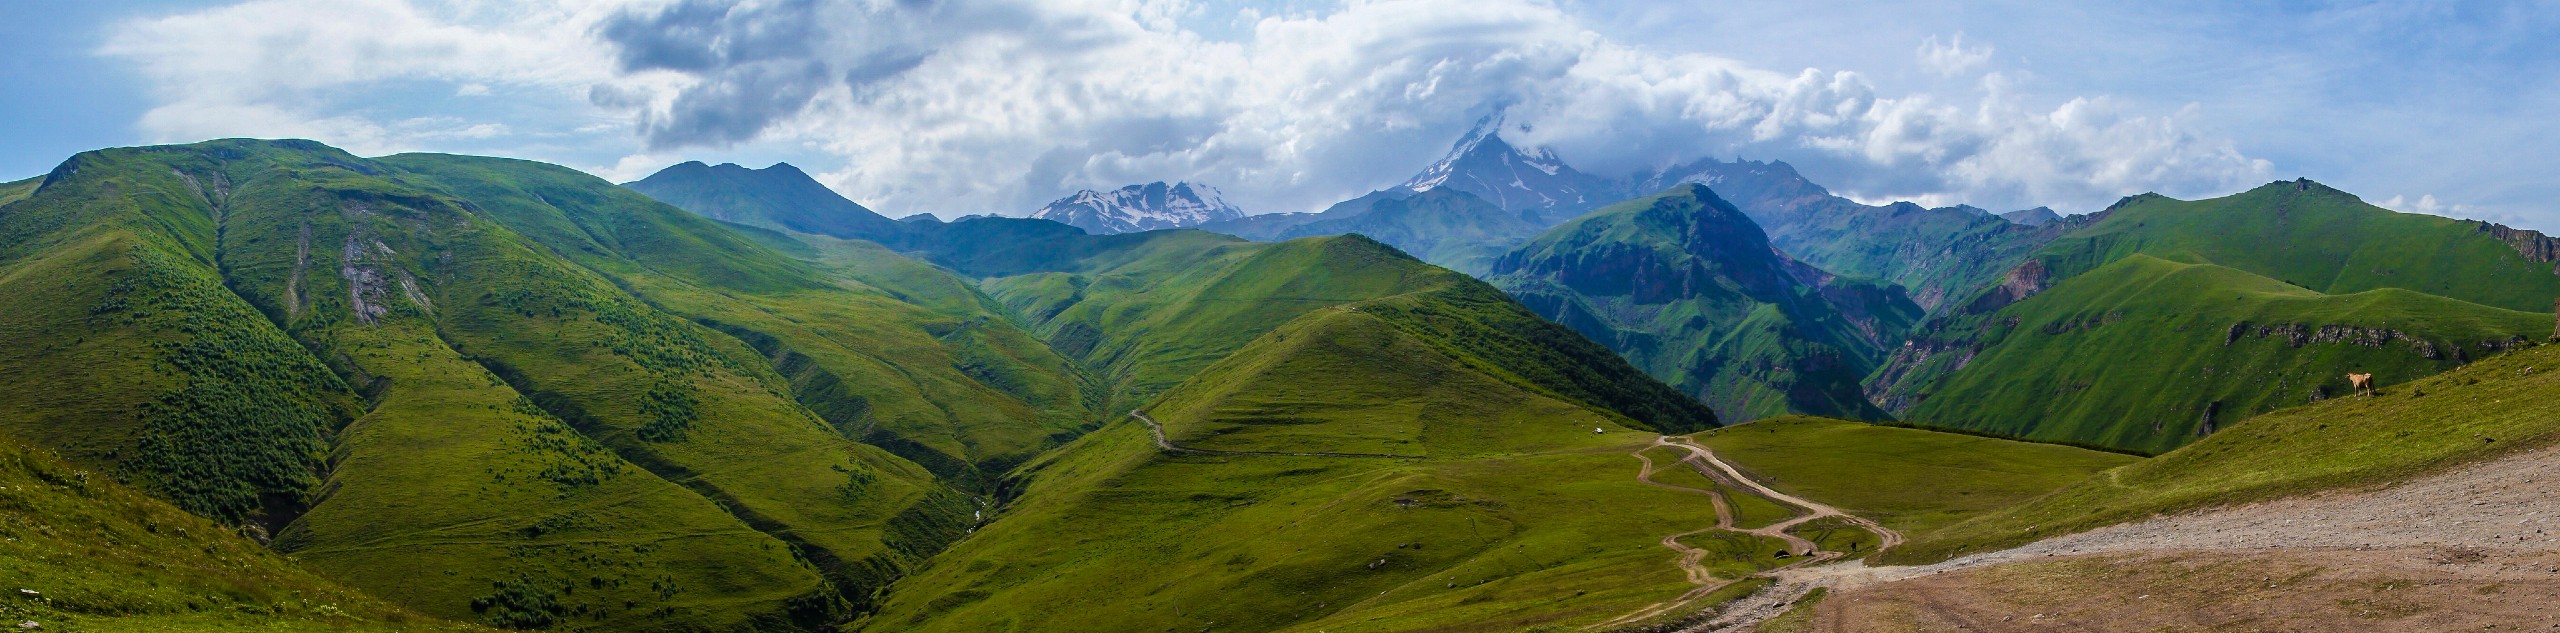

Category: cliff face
[1487, 184, 1920, 422]
[2473, 220, 2560, 273]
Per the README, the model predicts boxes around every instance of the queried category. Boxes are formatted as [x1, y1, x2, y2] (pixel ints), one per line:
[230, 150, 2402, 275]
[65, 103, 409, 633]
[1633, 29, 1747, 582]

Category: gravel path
[1593, 436, 1905, 630]
[1790, 442, 2560, 592]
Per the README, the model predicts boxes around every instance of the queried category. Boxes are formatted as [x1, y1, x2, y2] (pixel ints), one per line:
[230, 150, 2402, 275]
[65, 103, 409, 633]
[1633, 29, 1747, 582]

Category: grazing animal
[2347, 373, 2375, 397]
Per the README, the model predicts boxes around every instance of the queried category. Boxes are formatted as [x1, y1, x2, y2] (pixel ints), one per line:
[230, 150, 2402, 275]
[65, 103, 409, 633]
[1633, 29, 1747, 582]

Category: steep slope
[622, 160, 905, 241]
[960, 230, 1713, 431]
[399, 153, 1090, 483]
[0, 440, 492, 632]
[1638, 158, 2070, 311]
[1873, 180, 2559, 453]
[1028, 181, 1244, 234]
[0, 140, 987, 630]
[1486, 184, 1922, 422]
[863, 302, 1716, 633]
[1404, 116, 1621, 224]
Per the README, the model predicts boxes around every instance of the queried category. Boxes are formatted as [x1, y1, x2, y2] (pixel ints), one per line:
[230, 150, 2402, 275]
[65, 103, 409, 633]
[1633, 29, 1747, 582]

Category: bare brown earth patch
[1816, 547, 2560, 632]
[1781, 443, 2560, 631]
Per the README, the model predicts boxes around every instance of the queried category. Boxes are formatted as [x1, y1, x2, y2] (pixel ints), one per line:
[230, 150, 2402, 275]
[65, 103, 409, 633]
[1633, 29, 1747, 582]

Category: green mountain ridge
[1874, 179, 2559, 453]
[20, 135, 2560, 633]
[1635, 158, 2078, 313]
[862, 297, 1712, 632]
[1488, 184, 1922, 423]
[0, 140, 1051, 630]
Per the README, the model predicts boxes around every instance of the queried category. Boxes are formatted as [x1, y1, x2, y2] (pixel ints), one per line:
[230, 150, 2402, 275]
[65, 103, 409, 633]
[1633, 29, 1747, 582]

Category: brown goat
[2347, 373, 2375, 397]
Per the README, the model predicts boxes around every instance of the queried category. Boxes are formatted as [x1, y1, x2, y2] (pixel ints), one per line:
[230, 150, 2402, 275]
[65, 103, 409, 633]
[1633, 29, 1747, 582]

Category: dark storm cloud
[598, 0, 929, 149]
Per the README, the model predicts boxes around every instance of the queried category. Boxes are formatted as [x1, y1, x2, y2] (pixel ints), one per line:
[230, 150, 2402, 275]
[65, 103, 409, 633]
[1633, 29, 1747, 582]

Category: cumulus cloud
[100, 0, 2277, 218]
[2376, 193, 2522, 224]
[100, 0, 615, 155]
[1916, 33, 1994, 77]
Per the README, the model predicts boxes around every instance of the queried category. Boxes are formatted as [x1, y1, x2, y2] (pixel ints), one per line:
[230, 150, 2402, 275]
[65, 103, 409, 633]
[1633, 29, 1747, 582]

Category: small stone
[15, 622, 34, 631]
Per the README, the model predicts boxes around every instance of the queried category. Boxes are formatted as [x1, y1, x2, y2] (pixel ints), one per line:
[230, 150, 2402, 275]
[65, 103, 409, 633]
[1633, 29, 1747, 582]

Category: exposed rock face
[2222, 321, 2534, 363]
[2473, 221, 2560, 274]
[1863, 336, 1975, 412]
[1963, 259, 2051, 314]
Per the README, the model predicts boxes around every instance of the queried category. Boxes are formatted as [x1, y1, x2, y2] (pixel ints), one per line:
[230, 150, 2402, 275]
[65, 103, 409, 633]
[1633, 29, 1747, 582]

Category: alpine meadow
[5, 2, 2560, 632]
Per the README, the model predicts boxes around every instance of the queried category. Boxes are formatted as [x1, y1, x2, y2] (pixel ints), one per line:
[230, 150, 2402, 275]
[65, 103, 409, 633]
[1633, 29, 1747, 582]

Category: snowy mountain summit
[1401, 115, 1618, 224]
[1031, 181, 1246, 234]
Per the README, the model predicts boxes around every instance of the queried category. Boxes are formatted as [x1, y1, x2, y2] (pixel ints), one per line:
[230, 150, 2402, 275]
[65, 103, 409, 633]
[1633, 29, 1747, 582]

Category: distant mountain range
[1486, 185, 1922, 421]
[9, 129, 2560, 633]
[624, 160, 905, 239]
[1029, 181, 1245, 234]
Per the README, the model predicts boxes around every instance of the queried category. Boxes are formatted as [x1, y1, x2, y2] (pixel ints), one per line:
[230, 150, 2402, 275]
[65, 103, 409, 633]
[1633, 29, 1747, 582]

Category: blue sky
[2, 1, 2553, 229]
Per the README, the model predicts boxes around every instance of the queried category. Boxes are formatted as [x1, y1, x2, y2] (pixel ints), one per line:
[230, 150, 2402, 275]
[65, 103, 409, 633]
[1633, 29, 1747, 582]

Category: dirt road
[1590, 436, 1904, 630]
[1738, 442, 2560, 631]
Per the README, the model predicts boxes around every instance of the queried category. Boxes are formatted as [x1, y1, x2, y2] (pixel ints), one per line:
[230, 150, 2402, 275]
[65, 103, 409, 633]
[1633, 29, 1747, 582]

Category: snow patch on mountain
[1030, 181, 1247, 234]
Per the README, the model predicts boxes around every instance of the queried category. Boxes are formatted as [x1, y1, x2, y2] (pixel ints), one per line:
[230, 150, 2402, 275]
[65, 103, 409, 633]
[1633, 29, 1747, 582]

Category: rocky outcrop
[1962, 259, 2050, 315]
[2472, 221, 2560, 274]
[2220, 321, 2536, 362]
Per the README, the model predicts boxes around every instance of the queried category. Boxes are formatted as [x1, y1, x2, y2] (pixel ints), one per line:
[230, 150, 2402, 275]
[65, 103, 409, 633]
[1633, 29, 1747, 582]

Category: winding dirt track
[1129, 410, 1421, 459]
[1588, 436, 1904, 630]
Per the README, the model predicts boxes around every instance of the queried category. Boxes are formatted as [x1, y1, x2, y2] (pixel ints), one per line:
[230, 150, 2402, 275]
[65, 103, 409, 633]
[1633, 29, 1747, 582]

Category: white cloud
[100, 0, 2276, 219]
[1916, 33, 1994, 77]
[100, 0, 617, 155]
[2381, 193, 2469, 218]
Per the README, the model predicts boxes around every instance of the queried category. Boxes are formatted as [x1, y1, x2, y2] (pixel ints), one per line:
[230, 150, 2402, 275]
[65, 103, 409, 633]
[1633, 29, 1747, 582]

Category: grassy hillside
[1875, 181, 2557, 453]
[391, 154, 1090, 484]
[963, 229, 1713, 431]
[0, 140, 1012, 630]
[1901, 255, 2547, 453]
[0, 440, 492, 632]
[1894, 337, 2560, 565]
[862, 306, 1720, 633]
[0, 176, 35, 206]
[1693, 417, 2137, 538]
[1488, 185, 1921, 422]
[2032, 181, 2560, 312]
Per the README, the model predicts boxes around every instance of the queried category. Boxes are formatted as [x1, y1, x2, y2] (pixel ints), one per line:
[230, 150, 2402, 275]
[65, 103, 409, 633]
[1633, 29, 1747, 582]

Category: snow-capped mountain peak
[1030, 181, 1247, 234]
[1400, 115, 1617, 223]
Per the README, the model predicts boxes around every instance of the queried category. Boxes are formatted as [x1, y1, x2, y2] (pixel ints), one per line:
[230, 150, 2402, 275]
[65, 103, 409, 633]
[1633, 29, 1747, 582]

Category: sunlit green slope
[0, 440, 493, 632]
[0, 140, 988, 630]
[1694, 417, 2137, 538]
[864, 302, 1714, 633]
[388, 154, 1091, 483]
[1876, 180, 2558, 453]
